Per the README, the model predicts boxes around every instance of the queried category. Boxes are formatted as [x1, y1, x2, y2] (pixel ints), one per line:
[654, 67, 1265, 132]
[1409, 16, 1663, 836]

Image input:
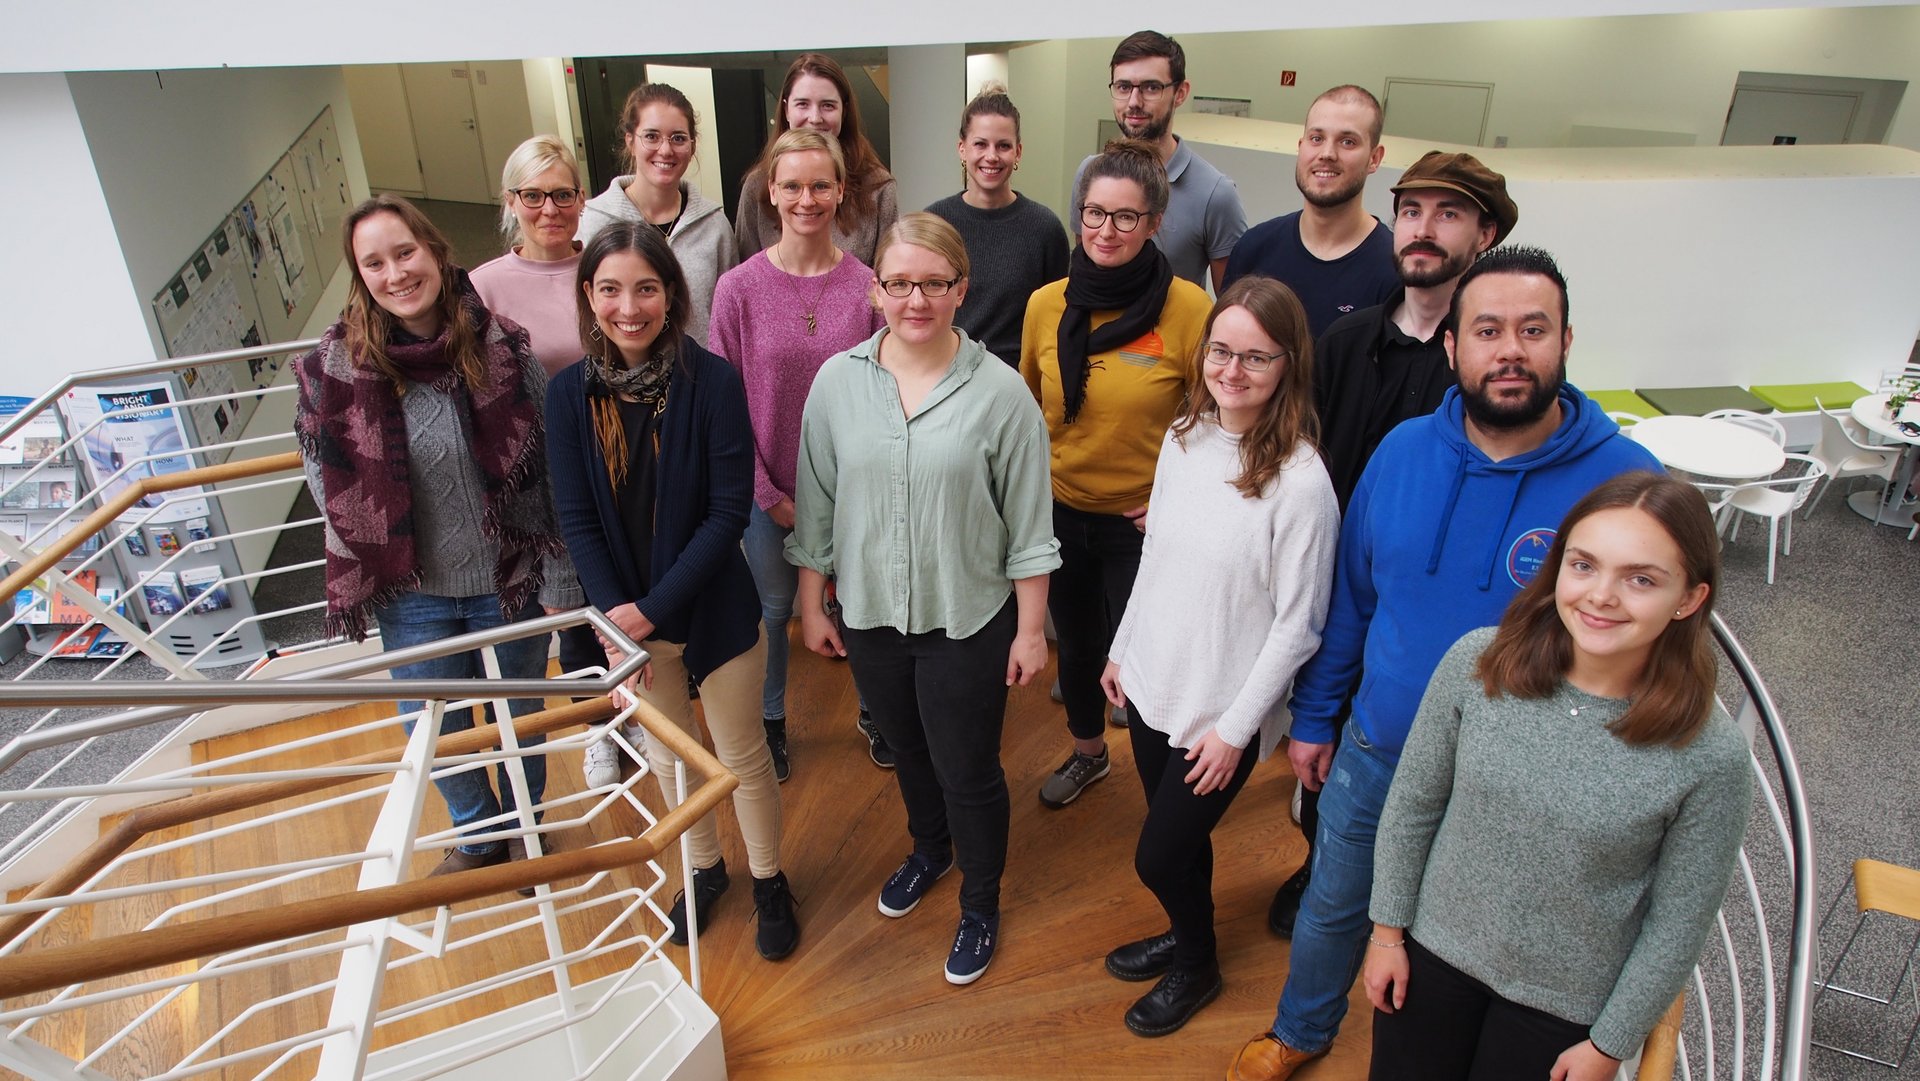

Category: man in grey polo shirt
[1075, 30, 1246, 292]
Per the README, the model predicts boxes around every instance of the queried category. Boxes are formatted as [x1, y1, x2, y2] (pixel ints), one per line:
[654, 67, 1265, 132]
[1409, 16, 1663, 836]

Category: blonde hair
[766, 128, 847, 186]
[873, 212, 970, 281]
[497, 134, 582, 246]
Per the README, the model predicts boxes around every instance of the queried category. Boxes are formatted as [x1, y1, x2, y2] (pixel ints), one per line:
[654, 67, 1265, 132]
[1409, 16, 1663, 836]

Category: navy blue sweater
[545, 339, 759, 682]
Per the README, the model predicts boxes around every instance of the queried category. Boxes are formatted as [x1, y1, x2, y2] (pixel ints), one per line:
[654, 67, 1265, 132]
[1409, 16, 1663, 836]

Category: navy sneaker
[945, 909, 999, 985]
[877, 852, 952, 918]
[857, 710, 896, 769]
[666, 859, 731, 946]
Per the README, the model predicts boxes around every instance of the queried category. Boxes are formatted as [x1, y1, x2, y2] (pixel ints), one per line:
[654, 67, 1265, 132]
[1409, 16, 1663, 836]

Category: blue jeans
[1272, 723, 1398, 1053]
[374, 591, 550, 856]
[741, 504, 796, 721]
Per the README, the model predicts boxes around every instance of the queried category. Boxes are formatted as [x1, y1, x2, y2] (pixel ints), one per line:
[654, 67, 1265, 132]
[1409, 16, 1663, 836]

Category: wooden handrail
[0, 450, 302, 599]
[0, 767, 735, 999]
[0, 686, 730, 955]
[1633, 995, 1686, 1081]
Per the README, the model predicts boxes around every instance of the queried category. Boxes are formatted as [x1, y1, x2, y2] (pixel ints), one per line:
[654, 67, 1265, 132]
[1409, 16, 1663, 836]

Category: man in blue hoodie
[1228, 246, 1662, 1081]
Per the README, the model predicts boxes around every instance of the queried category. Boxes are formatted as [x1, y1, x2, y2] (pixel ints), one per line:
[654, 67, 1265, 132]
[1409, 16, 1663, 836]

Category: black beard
[1120, 111, 1171, 144]
[1460, 358, 1567, 430]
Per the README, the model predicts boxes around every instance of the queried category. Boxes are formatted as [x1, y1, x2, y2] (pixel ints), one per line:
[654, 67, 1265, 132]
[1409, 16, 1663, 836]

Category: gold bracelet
[1368, 935, 1405, 949]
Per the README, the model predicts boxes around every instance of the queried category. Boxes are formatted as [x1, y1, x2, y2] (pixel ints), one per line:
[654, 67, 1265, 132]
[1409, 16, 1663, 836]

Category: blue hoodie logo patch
[1506, 528, 1557, 587]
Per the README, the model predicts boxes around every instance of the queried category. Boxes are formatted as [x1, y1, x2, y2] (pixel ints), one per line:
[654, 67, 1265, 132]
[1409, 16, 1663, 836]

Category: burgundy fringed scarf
[295, 272, 559, 641]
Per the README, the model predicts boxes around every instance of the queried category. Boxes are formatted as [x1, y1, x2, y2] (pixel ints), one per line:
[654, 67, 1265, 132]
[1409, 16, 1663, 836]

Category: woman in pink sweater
[709, 129, 884, 783]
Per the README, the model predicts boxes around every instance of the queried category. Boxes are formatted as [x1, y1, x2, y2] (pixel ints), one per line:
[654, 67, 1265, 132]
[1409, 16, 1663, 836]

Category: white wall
[345, 65, 425, 194]
[0, 74, 154, 392]
[1016, 7, 1920, 216]
[890, 45, 968, 212]
[65, 67, 371, 355]
[1174, 112, 1920, 395]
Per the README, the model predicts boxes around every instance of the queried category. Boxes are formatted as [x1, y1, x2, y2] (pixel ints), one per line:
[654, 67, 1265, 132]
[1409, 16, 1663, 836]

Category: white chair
[1804, 397, 1902, 519]
[1606, 411, 1644, 431]
[1703, 407, 1787, 447]
[1723, 453, 1828, 585]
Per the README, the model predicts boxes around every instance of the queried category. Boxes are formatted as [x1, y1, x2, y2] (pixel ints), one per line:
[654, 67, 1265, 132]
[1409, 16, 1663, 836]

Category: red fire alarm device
[1281, 71, 1297, 87]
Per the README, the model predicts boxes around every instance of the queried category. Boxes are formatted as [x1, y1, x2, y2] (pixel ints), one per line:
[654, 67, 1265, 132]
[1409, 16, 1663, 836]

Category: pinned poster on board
[58, 382, 209, 525]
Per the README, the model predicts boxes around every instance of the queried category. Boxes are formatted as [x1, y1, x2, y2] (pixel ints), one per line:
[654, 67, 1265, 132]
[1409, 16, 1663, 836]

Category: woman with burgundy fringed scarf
[295, 194, 578, 886]
[1019, 139, 1211, 814]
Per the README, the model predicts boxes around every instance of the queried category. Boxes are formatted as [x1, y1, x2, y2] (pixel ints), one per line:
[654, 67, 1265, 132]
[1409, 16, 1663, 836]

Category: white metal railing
[0, 610, 726, 1081]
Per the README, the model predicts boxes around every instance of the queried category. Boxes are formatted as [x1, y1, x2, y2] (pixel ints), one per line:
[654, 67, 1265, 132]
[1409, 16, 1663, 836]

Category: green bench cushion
[1748, 381, 1872, 413]
[1634, 385, 1774, 417]
[1586, 389, 1662, 418]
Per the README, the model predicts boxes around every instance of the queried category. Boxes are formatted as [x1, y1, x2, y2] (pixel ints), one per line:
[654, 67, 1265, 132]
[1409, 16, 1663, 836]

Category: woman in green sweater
[1363, 472, 1751, 1081]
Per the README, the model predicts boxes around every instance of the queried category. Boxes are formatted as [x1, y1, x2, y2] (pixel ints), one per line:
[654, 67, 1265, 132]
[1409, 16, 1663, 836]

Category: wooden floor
[7, 641, 1375, 1081]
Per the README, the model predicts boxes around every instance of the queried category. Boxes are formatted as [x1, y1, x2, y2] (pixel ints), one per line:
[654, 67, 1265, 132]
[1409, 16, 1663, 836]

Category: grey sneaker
[1039, 747, 1110, 808]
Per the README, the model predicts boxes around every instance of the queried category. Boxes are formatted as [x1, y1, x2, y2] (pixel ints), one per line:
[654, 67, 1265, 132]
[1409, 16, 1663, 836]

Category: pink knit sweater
[708, 251, 882, 509]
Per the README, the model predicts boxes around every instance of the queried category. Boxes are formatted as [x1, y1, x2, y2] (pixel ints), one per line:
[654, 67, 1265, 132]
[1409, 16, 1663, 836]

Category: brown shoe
[1228, 1033, 1325, 1081]
[425, 845, 508, 878]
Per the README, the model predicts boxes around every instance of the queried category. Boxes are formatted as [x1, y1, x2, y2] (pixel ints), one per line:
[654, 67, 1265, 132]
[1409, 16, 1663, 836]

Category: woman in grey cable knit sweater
[1363, 473, 1751, 1081]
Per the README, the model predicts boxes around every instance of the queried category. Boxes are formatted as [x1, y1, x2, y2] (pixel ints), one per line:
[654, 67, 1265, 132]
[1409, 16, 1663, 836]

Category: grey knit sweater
[301, 353, 580, 610]
[1371, 627, 1752, 1058]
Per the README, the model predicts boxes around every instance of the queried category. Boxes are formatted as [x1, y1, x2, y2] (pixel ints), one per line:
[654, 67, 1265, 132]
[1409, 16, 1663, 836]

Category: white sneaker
[585, 724, 637, 787]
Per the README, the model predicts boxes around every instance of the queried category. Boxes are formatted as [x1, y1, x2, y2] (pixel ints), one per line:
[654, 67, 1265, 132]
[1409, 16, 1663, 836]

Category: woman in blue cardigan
[546, 222, 798, 961]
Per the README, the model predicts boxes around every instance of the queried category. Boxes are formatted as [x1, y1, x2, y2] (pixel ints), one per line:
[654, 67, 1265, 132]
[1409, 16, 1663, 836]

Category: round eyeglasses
[1080, 205, 1145, 233]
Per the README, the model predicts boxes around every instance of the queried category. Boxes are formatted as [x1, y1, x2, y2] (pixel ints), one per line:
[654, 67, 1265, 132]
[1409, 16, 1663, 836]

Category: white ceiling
[6, 0, 1912, 75]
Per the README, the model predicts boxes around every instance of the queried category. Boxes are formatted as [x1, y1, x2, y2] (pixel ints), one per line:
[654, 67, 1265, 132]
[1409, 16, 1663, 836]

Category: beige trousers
[631, 631, 783, 880]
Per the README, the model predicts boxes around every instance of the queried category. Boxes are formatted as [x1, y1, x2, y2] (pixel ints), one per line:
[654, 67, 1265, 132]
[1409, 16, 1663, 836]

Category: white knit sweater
[1109, 419, 1339, 759]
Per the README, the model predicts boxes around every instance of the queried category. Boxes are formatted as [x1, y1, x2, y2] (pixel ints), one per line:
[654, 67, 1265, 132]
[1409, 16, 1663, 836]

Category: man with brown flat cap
[1262, 150, 1517, 944]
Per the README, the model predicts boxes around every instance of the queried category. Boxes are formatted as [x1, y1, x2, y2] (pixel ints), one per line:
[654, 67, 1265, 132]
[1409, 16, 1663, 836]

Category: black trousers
[1369, 937, 1594, 1081]
[1049, 502, 1145, 741]
[844, 598, 1016, 916]
[1130, 709, 1258, 971]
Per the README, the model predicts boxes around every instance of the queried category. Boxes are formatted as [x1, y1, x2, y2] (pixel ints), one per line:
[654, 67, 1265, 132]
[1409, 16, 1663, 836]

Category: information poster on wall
[58, 382, 208, 525]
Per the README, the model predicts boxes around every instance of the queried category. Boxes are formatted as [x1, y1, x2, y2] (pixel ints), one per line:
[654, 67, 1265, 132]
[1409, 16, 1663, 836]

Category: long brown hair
[340, 194, 483, 391]
[1475, 472, 1721, 747]
[746, 54, 890, 231]
[1171, 277, 1318, 497]
[574, 223, 692, 488]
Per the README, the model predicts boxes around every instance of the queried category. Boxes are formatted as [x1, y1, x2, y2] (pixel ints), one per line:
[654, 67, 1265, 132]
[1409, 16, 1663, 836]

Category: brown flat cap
[1391, 151, 1518, 246]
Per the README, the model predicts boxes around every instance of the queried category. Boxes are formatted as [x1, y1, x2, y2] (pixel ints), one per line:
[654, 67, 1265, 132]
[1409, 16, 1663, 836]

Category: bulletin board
[150, 106, 348, 462]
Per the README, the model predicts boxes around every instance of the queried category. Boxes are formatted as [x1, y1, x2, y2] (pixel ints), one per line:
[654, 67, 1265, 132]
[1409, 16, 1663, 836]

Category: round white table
[1627, 414, 1786, 479]
[1846, 393, 1920, 527]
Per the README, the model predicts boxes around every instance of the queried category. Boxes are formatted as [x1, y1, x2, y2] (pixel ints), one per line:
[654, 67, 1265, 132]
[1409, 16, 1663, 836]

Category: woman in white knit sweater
[1099, 275, 1339, 1037]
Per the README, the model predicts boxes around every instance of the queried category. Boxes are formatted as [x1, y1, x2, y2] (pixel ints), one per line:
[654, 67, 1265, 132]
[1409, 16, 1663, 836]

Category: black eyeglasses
[1204, 343, 1286, 372]
[1110, 80, 1173, 100]
[514, 187, 581, 208]
[1080, 205, 1146, 233]
[876, 277, 962, 298]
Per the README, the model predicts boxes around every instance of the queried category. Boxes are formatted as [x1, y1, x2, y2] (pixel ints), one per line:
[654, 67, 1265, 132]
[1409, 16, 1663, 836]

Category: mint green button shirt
[785, 328, 1061, 638]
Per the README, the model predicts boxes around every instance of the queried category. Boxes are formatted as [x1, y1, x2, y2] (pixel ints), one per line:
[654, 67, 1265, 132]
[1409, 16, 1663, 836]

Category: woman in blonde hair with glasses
[472, 135, 603, 699]
[788, 212, 1057, 986]
[1098, 276, 1338, 1036]
[710, 128, 887, 783]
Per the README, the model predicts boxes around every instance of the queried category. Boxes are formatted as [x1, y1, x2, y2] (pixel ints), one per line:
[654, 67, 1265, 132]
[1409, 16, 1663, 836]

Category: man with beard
[1261, 151, 1517, 944]
[1227, 247, 1660, 1081]
[1224, 86, 1395, 337]
[1076, 30, 1246, 291]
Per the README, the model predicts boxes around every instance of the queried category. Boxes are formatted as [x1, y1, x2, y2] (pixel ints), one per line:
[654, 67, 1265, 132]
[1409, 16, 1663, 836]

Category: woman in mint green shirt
[786, 213, 1059, 988]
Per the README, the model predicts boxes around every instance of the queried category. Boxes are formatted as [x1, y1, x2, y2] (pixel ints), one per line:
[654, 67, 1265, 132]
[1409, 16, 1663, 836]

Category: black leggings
[1129, 709, 1258, 971]
[1049, 503, 1144, 741]
[1369, 937, 1594, 1081]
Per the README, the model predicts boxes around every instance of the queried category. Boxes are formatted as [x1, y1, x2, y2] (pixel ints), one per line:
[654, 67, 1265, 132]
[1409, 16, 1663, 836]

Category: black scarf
[1055, 243, 1173, 423]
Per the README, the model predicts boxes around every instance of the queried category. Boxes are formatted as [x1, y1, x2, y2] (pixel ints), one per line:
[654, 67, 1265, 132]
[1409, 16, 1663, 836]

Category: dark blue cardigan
[544, 339, 759, 682]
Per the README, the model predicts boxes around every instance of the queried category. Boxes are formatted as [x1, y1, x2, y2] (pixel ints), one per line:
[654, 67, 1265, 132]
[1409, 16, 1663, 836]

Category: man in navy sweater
[1224, 85, 1396, 337]
[1227, 247, 1662, 1081]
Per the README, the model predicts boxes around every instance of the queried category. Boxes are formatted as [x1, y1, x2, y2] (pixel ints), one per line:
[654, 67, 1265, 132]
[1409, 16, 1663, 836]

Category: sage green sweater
[1371, 627, 1752, 1059]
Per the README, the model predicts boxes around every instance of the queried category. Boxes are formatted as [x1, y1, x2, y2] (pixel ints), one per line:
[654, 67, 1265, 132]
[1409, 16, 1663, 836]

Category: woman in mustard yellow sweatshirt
[1020, 138, 1211, 811]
